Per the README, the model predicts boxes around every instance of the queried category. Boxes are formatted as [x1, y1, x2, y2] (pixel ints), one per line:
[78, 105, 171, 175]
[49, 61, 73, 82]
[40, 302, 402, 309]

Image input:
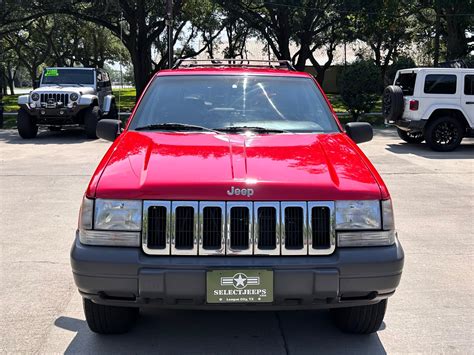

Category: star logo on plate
[220, 273, 260, 289]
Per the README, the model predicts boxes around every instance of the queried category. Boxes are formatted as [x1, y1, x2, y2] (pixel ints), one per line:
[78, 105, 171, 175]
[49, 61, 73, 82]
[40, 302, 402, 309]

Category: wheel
[17, 108, 38, 139]
[330, 299, 387, 334]
[83, 298, 138, 334]
[424, 116, 464, 152]
[397, 128, 424, 144]
[107, 101, 119, 120]
[83, 105, 100, 139]
[382, 85, 404, 122]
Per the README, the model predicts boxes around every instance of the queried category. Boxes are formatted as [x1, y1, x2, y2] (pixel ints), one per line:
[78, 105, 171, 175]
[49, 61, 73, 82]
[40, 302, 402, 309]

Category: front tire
[397, 128, 424, 144]
[83, 106, 100, 139]
[17, 108, 38, 139]
[83, 298, 138, 334]
[330, 299, 387, 334]
[425, 116, 464, 152]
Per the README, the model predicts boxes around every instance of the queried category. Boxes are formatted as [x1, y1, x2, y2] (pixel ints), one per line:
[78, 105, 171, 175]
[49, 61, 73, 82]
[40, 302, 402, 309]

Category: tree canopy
[1, 0, 472, 97]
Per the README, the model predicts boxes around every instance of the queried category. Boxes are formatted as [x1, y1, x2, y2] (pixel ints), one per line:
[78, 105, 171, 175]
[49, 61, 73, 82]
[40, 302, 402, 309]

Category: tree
[414, 0, 473, 64]
[216, 0, 345, 81]
[43, 0, 223, 96]
[4, 18, 53, 87]
[339, 59, 382, 120]
[349, 0, 415, 83]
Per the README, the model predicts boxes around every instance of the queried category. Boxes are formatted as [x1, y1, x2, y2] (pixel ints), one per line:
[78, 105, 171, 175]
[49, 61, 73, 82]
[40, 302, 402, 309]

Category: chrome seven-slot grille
[40, 93, 70, 105]
[143, 201, 335, 255]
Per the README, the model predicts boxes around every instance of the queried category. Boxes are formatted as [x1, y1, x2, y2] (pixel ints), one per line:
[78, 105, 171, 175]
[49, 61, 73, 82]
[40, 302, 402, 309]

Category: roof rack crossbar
[172, 59, 296, 71]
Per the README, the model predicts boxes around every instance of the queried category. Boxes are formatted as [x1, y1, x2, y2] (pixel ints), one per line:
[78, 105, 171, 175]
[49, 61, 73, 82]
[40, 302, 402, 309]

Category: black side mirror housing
[96, 119, 122, 142]
[33, 80, 39, 89]
[345, 122, 373, 144]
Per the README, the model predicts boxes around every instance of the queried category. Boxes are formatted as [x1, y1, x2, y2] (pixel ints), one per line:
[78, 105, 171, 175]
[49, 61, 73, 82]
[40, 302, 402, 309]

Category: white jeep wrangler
[383, 67, 474, 151]
[17, 67, 118, 139]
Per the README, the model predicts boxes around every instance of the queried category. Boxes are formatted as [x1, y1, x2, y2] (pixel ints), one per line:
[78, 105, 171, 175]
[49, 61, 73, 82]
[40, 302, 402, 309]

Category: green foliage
[338, 60, 382, 120]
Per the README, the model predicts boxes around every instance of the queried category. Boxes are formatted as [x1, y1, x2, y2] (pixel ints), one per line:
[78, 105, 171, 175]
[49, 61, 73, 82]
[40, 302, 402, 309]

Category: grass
[3, 94, 19, 112]
[113, 88, 136, 112]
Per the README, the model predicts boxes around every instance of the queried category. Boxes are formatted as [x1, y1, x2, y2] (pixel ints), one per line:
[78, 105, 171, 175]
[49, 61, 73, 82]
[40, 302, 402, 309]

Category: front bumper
[24, 104, 82, 121]
[71, 234, 404, 310]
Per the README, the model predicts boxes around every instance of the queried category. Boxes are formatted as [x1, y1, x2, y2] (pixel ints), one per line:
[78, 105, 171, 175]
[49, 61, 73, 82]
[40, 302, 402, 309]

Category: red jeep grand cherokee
[72, 60, 404, 335]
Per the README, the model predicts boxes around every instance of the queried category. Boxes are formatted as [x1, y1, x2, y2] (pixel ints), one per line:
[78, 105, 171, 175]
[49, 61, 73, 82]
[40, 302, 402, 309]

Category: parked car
[17, 67, 118, 139]
[383, 67, 474, 151]
[72, 59, 404, 335]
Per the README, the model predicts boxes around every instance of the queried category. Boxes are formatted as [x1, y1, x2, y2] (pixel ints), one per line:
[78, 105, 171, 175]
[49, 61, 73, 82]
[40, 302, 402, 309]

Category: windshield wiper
[134, 122, 221, 134]
[216, 126, 290, 133]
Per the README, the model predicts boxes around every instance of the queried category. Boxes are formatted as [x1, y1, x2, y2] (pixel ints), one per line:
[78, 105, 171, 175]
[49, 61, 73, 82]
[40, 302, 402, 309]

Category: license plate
[206, 269, 273, 303]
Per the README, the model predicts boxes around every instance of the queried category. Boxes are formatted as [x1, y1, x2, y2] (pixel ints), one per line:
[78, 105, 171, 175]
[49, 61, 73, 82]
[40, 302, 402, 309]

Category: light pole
[167, 0, 173, 68]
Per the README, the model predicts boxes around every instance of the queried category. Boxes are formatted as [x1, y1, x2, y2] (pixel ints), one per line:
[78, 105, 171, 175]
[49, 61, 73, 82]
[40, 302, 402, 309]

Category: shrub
[338, 60, 382, 120]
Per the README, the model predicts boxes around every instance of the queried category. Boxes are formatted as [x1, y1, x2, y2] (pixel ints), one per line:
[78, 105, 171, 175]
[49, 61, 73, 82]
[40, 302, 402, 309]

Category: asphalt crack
[275, 312, 290, 355]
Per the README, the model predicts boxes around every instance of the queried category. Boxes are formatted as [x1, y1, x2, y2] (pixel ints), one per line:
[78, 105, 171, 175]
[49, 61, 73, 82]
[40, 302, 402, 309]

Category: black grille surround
[142, 201, 335, 256]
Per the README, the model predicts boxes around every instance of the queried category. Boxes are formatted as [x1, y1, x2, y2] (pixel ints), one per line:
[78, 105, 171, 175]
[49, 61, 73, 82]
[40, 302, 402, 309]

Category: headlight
[70, 93, 79, 101]
[335, 200, 381, 230]
[336, 199, 396, 247]
[77, 198, 142, 247]
[31, 93, 39, 101]
[94, 199, 142, 231]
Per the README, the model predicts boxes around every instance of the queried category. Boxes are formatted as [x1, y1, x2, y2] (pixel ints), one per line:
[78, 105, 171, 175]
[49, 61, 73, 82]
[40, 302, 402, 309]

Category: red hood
[88, 131, 387, 200]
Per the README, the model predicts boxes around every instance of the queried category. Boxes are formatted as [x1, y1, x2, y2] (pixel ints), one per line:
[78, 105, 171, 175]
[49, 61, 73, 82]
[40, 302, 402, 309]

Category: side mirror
[33, 80, 39, 89]
[345, 122, 373, 144]
[96, 119, 122, 142]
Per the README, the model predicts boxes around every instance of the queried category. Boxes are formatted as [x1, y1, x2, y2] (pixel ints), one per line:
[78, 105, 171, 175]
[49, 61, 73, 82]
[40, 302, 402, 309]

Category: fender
[102, 94, 115, 114]
[79, 94, 98, 107]
[18, 94, 30, 107]
[422, 103, 470, 122]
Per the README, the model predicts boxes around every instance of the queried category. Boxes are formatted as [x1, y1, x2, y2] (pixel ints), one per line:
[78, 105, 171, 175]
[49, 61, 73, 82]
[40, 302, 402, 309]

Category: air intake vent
[147, 206, 167, 249]
[311, 207, 331, 249]
[230, 207, 250, 250]
[257, 207, 277, 249]
[284, 207, 304, 249]
[202, 207, 222, 249]
[175, 206, 195, 249]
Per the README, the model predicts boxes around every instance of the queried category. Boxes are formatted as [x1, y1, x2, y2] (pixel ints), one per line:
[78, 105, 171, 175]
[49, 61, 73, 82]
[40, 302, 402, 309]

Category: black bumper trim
[71, 235, 404, 309]
[393, 118, 427, 132]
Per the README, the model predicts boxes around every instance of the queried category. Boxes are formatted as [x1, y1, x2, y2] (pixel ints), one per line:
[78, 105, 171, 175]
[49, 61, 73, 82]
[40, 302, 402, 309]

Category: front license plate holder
[206, 269, 273, 304]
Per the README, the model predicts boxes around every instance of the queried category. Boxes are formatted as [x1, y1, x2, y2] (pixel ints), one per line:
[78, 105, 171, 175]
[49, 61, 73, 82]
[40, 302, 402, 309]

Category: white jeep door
[461, 73, 474, 127]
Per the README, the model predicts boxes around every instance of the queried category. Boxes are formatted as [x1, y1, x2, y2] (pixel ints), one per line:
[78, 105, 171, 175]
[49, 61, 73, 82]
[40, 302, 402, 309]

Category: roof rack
[172, 59, 296, 71]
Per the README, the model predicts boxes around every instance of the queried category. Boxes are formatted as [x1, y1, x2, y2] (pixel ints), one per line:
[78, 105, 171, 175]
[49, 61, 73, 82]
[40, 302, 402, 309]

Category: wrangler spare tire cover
[382, 85, 404, 121]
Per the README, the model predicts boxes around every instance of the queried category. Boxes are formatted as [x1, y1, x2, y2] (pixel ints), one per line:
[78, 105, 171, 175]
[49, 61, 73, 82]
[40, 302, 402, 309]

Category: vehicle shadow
[0, 128, 97, 145]
[55, 310, 386, 354]
[386, 141, 474, 159]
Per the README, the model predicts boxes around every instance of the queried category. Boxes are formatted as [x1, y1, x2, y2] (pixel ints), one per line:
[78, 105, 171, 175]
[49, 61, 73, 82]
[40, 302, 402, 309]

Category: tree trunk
[445, 10, 468, 60]
[130, 43, 153, 98]
[6, 65, 15, 95]
[433, 10, 441, 66]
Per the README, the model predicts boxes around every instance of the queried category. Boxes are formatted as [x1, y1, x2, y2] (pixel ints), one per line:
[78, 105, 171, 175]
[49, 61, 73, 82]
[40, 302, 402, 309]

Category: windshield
[41, 68, 95, 85]
[129, 75, 339, 133]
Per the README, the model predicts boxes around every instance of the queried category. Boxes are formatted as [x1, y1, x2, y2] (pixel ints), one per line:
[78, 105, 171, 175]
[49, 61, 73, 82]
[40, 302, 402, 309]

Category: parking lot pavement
[0, 128, 473, 354]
